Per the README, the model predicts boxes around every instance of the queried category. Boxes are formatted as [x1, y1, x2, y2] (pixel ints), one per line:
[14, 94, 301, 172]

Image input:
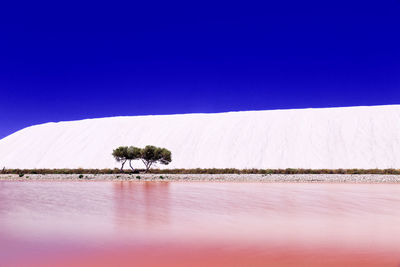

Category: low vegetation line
[2, 168, 400, 175]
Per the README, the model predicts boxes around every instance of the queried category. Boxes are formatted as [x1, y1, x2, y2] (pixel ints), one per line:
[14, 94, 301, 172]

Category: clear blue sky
[1, 0, 399, 138]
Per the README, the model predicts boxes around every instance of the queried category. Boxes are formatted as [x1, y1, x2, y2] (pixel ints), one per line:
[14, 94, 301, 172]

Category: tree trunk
[129, 160, 135, 172]
[120, 160, 127, 172]
[145, 162, 152, 173]
[141, 160, 154, 173]
[141, 159, 148, 173]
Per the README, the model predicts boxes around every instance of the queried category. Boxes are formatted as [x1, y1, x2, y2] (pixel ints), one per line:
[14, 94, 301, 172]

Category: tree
[126, 146, 142, 171]
[140, 145, 172, 172]
[112, 146, 129, 171]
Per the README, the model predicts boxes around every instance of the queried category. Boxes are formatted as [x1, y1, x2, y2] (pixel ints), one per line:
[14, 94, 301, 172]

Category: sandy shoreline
[1, 173, 400, 183]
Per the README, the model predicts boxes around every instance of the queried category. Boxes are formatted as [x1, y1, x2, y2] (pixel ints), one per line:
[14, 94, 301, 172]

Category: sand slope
[1, 105, 400, 169]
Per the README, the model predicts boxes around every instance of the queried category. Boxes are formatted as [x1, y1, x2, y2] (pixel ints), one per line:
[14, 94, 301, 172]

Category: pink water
[1, 181, 400, 266]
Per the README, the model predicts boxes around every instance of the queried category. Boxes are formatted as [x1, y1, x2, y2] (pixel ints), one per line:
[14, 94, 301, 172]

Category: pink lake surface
[1, 181, 400, 266]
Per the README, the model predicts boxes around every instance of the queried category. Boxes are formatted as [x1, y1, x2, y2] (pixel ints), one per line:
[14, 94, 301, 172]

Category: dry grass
[2, 168, 400, 175]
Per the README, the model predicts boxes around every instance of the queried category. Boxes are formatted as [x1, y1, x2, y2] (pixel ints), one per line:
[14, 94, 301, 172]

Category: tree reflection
[113, 182, 170, 229]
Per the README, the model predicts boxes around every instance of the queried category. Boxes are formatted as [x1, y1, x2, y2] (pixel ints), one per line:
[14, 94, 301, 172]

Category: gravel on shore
[1, 174, 400, 183]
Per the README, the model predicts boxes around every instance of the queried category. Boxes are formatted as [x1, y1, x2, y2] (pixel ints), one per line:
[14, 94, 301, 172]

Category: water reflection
[113, 182, 170, 228]
[0, 181, 400, 266]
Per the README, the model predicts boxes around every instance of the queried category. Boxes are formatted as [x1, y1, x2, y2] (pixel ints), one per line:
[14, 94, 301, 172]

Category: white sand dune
[1, 105, 400, 169]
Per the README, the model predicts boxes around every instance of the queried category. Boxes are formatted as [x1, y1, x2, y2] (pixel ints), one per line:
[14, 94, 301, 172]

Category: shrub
[19, 173, 24, 177]
[3, 168, 400, 175]
[79, 174, 84, 179]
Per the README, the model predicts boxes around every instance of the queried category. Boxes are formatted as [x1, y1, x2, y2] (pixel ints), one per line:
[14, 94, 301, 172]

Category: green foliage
[126, 146, 142, 160]
[112, 145, 172, 172]
[79, 174, 84, 179]
[112, 146, 128, 162]
[112, 146, 129, 172]
[136, 176, 141, 179]
[141, 145, 172, 172]
[19, 173, 24, 177]
[112, 146, 142, 171]
[127, 146, 142, 172]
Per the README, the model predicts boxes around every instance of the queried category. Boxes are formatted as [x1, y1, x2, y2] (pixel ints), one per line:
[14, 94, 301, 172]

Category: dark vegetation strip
[2, 168, 400, 175]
